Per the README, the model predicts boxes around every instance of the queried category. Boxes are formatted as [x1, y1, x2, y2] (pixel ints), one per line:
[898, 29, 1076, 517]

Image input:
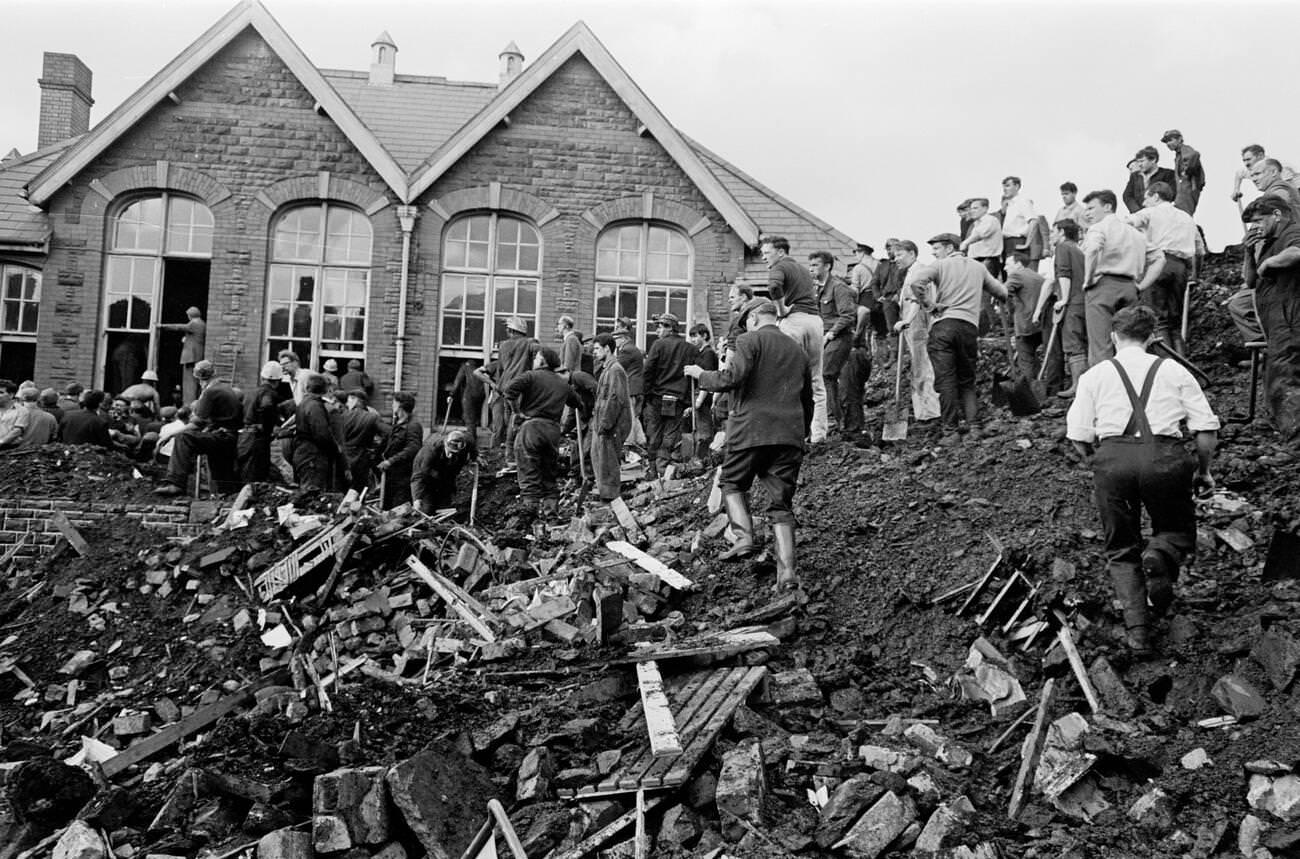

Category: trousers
[1228, 288, 1264, 343]
[591, 430, 623, 501]
[779, 311, 826, 442]
[642, 394, 685, 468]
[822, 335, 851, 428]
[1085, 275, 1139, 366]
[906, 316, 941, 421]
[927, 318, 979, 427]
[1257, 283, 1300, 442]
[1092, 437, 1196, 577]
[515, 417, 562, 502]
[839, 346, 871, 432]
[169, 429, 238, 492]
[720, 444, 804, 524]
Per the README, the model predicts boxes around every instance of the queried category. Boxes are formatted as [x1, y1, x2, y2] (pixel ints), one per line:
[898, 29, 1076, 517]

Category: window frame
[438, 212, 543, 359]
[0, 263, 41, 339]
[593, 221, 694, 350]
[264, 202, 373, 368]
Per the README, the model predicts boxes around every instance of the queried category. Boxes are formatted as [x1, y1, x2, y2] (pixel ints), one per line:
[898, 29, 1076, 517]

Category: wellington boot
[773, 522, 798, 590]
[1110, 564, 1152, 655]
[1143, 549, 1176, 618]
[1056, 356, 1088, 399]
[718, 492, 756, 561]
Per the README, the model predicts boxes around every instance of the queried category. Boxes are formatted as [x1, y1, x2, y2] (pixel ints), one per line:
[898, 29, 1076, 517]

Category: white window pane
[467, 242, 489, 269]
[518, 245, 539, 272]
[596, 249, 618, 277]
[469, 216, 490, 242]
[648, 227, 668, 252]
[646, 253, 669, 282]
[668, 255, 689, 281]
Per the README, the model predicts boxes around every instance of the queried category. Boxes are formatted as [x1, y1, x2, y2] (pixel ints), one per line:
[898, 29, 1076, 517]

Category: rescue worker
[376, 392, 423, 509]
[590, 334, 632, 503]
[340, 389, 382, 492]
[480, 316, 538, 461]
[291, 374, 339, 491]
[411, 429, 477, 514]
[1241, 194, 1300, 443]
[502, 347, 581, 517]
[1066, 306, 1219, 655]
[687, 324, 718, 465]
[155, 360, 243, 495]
[642, 312, 697, 477]
[686, 301, 813, 591]
[238, 360, 283, 482]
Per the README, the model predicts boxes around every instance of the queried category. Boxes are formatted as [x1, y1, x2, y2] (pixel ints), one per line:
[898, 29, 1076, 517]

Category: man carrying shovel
[890, 240, 940, 438]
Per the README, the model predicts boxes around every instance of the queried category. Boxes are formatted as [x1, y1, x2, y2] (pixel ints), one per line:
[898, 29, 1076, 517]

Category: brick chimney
[499, 42, 524, 89]
[369, 32, 397, 86]
[38, 52, 93, 149]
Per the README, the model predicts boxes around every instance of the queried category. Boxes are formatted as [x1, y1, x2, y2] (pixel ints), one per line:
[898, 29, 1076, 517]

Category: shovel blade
[1007, 376, 1042, 416]
[881, 419, 908, 441]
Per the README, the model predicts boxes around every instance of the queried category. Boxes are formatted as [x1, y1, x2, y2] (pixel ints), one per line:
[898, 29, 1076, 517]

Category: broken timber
[255, 517, 354, 600]
[459, 799, 527, 859]
[561, 665, 766, 798]
[547, 797, 667, 859]
[636, 661, 683, 757]
[1008, 678, 1057, 820]
[606, 541, 694, 591]
[609, 497, 645, 541]
[102, 688, 253, 778]
[621, 626, 779, 663]
[1052, 610, 1101, 713]
[50, 512, 89, 557]
[406, 556, 499, 642]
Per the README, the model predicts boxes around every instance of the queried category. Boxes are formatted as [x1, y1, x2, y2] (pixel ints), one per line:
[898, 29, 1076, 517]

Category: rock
[764, 668, 821, 706]
[111, 711, 151, 737]
[256, 829, 311, 859]
[594, 750, 621, 775]
[1088, 656, 1137, 718]
[54, 821, 105, 859]
[1252, 629, 1300, 692]
[1251, 775, 1300, 821]
[958, 641, 1026, 717]
[1247, 760, 1293, 776]
[1181, 748, 1212, 770]
[313, 767, 389, 851]
[814, 775, 885, 849]
[858, 745, 911, 774]
[371, 844, 407, 859]
[656, 804, 702, 851]
[832, 791, 916, 859]
[386, 743, 498, 859]
[903, 723, 972, 770]
[829, 687, 866, 717]
[716, 739, 766, 824]
[517, 802, 570, 858]
[471, 714, 519, 754]
[906, 772, 940, 803]
[683, 772, 717, 810]
[516, 747, 554, 802]
[914, 795, 974, 852]
[1213, 675, 1268, 720]
[1127, 786, 1175, 835]
[1239, 814, 1267, 856]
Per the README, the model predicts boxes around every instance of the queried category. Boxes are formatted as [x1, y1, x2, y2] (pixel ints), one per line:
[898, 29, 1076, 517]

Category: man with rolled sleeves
[1066, 306, 1219, 655]
[762, 236, 826, 443]
[686, 301, 813, 591]
[811, 251, 856, 434]
[1081, 190, 1146, 366]
[503, 347, 581, 517]
[1124, 181, 1200, 355]
[641, 312, 697, 476]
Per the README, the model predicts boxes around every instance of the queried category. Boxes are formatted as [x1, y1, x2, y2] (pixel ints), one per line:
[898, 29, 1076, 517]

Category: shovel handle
[894, 329, 906, 402]
[1036, 320, 1060, 381]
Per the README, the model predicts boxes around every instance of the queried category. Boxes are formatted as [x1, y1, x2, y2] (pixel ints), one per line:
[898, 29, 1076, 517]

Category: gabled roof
[406, 21, 760, 245]
[0, 137, 80, 253]
[26, 0, 409, 206]
[321, 71, 496, 172]
[687, 137, 857, 279]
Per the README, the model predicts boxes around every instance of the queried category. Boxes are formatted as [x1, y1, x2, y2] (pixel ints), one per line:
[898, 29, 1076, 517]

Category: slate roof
[320, 70, 497, 172]
[0, 138, 79, 252]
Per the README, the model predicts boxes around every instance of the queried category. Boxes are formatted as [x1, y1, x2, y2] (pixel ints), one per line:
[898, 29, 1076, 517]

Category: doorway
[157, 259, 210, 405]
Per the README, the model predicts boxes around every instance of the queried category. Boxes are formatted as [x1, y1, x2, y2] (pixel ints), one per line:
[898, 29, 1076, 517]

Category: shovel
[469, 463, 480, 527]
[440, 395, 453, 434]
[1026, 320, 1060, 405]
[681, 378, 697, 461]
[574, 411, 592, 509]
[1182, 279, 1196, 346]
[881, 329, 909, 441]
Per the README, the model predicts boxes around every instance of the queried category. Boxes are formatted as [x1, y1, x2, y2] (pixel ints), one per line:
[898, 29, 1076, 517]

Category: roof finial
[499, 41, 524, 90]
[370, 31, 397, 86]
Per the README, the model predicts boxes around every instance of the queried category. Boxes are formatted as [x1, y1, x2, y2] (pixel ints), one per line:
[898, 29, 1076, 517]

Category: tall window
[0, 264, 40, 383]
[102, 194, 213, 394]
[440, 213, 541, 356]
[594, 222, 693, 349]
[266, 204, 372, 369]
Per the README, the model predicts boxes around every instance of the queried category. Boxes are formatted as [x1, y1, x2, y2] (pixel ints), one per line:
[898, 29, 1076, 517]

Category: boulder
[832, 791, 916, 859]
[814, 775, 884, 849]
[1252, 629, 1300, 692]
[515, 748, 554, 803]
[1212, 675, 1267, 720]
[256, 829, 311, 859]
[53, 822, 105, 859]
[716, 739, 765, 824]
[913, 795, 974, 852]
[312, 767, 389, 851]
[386, 743, 497, 859]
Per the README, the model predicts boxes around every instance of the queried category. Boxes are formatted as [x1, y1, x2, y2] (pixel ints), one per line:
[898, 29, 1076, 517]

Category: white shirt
[158, 418, 189, 456]
[1122, 201, 1199, 260]
[1002, 195, 1037, 238]
[1054, 201, 1087, 228]
[1066, 345, 1220, 443]
[1236, 162, 1300, 192]
[966, 214, 1003, 258]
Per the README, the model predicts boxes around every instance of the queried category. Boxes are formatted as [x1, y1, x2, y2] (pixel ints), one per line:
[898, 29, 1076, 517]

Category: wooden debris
[609, 498, 645, 541]
[636, 661, 683, 758]
[957, 549, 1003, 616]
[102, 688, 253, 778]
[623, 627, 778, 663]
[1008, 678, 1056, 820]
[255, 517, 354, 600]
[606, 541, 693, 591]
[222, 484, 255, 528]
[547, 797, 667, 859]
[50, 512, 89, 557]
[1052, 610, 1101, 713]
[406, 556, 499, 642]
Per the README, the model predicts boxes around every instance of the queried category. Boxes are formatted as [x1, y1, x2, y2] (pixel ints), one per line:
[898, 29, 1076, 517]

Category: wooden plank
[255, 519, 350, 600]
[409, 554, 498, 620]
[617, 670, 714, 733]
[406, 556, 497, 642]
[634, 789, 649, 859]
[957, 551, 1003, 616]
[977, 571, 1027, 627]
[102, 689, 252, 778]
[606, 541, 694, 591]
[223, 485, 255, 528]
[636, 661, 682, 758]
[633, 667, 751, 789]
[609, 498, 645, 540]
[50, 512, 89, 556]
[624, 628, 778, 663]
[488, 799, 528, 859]
[546, 797, 666, 859]
[659, 666, 767, 786]
[1008, 678, 1056, 820]
[1052, 610, 1101, 713]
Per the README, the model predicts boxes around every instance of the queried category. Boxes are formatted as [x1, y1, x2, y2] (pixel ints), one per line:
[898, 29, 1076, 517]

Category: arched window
[266, 203, 372, 371]
[0, 264, 41, 383]
[440, 213, 541, 354]
[594, 222, 693, 349]
[102, 194, 213, 394]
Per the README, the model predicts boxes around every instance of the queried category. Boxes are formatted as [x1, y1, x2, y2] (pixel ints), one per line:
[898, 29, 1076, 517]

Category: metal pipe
[393, 205, 419, 394]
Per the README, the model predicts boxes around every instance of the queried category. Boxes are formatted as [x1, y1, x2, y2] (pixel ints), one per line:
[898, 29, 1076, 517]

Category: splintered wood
[255, 517, 354, 600]
[635, 661, 682, 758]
[406, 556, 499, 642]
[606, 541, 694, 591]
[561, 665, 767, 798]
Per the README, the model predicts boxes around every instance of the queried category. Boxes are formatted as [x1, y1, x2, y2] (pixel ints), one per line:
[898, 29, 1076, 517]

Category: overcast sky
[5, 0, 1299, 257]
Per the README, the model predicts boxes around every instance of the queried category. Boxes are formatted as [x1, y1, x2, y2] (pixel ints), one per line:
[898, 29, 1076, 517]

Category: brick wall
[0, 498, 201, 559]
[37, 53, 94, 149]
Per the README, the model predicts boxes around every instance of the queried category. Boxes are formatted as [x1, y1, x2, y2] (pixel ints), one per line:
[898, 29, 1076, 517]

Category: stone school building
[0, 0, 852, 423]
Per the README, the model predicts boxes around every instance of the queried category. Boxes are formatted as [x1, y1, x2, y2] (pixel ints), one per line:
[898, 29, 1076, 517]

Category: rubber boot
[1056, 357, 1088, 399]
[718, 492, 757, 561]
[772, 522, 798, 590]
[1110, 564, 1153, 655]
[1143, 548, 1176, 618]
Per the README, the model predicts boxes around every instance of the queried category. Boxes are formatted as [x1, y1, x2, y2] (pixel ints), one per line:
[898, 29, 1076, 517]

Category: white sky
[4, 0, 1300, 257]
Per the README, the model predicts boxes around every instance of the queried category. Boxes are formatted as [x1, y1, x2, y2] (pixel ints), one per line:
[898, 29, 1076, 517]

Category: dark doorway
[105, 332, 148, 395]
[436, 355, 487, 433]
[0, 342, 35, 385]
[157, 259, 210, 400]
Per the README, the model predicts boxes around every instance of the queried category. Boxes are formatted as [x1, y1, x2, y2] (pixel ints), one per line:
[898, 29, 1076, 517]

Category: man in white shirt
[1054, 182, 1087, 237]
[1066, 305, 1218, 656]
[1232, 144, 1300, 205]
[1081, 190, 1147, 366]
[1000, 176, 1037, 262]
[960, 198, 1004, 279]
[892, 240, 941, 424]
[1123, 181, 1201, 354]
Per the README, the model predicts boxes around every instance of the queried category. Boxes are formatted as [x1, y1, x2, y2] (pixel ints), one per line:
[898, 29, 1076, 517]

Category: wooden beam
[547, 797, 666, 859]
[102, 689, 252, 778]
[606, 541, 693, 591]
[50, 512, 89, 557]
[636, 661, 682, 758]
[1052, 610, 1101, 713]
[406, 556, 497, 642]
[1008, 678, 1056, 820]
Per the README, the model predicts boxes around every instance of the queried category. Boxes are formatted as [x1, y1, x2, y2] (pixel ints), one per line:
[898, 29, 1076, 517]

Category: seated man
[411, 429, 477, 514]
[156, 361, 243, 495]
[63, 390, 112, 447]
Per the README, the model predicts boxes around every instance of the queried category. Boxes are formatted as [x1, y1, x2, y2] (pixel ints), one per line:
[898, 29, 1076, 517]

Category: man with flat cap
[686, 300, 813, 591]
[1162, 130, 1205, 215]
[158, 306, 206, 404]
[411, 428, 478, 513]
[641, 312, 697, 476]
[155, 359, 242, 495]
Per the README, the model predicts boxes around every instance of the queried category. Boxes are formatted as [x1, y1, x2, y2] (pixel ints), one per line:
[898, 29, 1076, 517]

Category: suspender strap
[1109, 357, 1165, 442]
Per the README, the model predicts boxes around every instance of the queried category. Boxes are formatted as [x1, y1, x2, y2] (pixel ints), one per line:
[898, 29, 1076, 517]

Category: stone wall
[0, 498, 200, 559]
